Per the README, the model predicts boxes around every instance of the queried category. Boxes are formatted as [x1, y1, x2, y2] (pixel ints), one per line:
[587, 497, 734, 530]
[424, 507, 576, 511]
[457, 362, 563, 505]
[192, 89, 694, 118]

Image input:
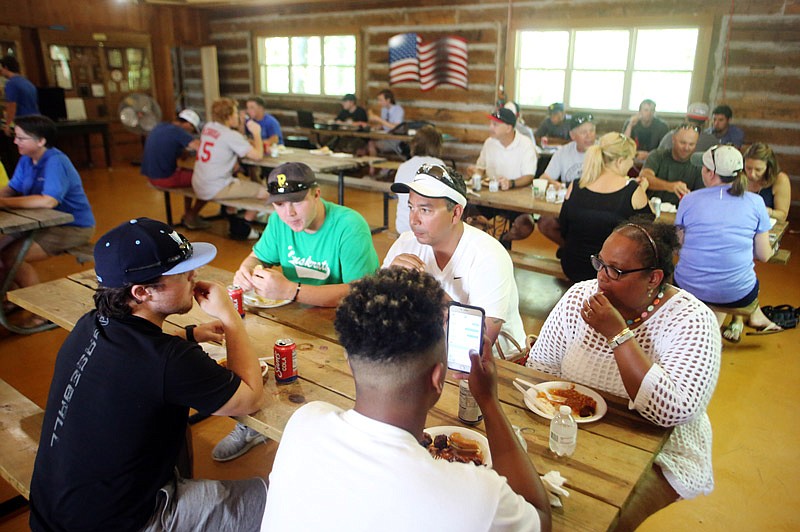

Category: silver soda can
[458, 380, 483, 425]
[649, 196, 662, 218]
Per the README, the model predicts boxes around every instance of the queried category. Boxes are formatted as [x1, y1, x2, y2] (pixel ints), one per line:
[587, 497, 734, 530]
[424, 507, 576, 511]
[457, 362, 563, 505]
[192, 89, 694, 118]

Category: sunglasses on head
[125, 233, 193, 274]
[417, 163, 456, 185]
[267, 180, 316, 195]
[678, 123, 701, 133]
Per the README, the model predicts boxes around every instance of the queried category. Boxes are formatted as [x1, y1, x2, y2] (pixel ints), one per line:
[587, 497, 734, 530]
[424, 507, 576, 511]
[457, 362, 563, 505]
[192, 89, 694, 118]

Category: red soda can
[227, 285, 245, 318]
[274, 338, 298, 383]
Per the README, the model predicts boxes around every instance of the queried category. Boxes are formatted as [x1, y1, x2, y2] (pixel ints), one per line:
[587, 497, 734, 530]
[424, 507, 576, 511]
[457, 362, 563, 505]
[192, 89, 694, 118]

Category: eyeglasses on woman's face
[590, 254, 653, 281]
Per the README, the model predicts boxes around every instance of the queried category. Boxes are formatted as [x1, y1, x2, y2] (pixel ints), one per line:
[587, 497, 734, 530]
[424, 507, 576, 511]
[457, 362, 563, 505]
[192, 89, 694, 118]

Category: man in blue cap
[29, 218, 267, 532]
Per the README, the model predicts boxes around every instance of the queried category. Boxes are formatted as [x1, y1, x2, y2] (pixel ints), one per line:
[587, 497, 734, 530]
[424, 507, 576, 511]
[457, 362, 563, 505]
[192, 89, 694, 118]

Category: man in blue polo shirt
[1, 55, 39, 137]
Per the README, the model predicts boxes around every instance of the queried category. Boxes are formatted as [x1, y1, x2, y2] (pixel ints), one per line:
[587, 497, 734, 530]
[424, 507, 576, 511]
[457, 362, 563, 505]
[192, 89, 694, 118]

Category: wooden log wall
[0, 0, 207, 166]
[205, 0, 800, 219]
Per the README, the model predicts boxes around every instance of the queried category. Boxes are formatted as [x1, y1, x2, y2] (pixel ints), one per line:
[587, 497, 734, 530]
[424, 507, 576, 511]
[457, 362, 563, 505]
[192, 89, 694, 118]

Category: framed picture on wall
[107, 49, 123, 68]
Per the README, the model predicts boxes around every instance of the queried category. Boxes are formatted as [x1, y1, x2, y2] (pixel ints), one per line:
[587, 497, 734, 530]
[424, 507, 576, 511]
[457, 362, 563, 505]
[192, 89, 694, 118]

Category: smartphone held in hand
[446, 302, 485, 373]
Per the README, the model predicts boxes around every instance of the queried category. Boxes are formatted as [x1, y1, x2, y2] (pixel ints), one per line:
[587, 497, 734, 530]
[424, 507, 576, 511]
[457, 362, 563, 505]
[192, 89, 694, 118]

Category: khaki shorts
[213, 178, 267, 200]
[34, 225, 95, 256]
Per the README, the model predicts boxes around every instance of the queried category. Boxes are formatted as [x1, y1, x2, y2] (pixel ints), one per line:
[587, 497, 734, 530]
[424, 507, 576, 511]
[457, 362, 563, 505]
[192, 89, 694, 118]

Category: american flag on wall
[388, 33, 469, 91]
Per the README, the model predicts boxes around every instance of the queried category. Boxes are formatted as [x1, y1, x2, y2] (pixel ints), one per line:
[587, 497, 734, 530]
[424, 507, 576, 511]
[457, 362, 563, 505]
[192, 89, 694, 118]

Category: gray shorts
[141, 474, 267, 532]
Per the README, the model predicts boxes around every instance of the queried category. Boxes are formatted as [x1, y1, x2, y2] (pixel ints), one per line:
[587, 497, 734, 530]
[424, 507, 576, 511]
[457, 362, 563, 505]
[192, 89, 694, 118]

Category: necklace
[626, 285, 666, 326]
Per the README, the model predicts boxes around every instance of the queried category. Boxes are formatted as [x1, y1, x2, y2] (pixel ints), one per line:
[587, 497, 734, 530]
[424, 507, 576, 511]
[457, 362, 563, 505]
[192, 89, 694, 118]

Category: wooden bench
[769, 248, 791, 265]
[0, 379, 43, 500]
[508, 250, 569, 281]
[148, 184, 274, 227]
[314, 172, 395, 234]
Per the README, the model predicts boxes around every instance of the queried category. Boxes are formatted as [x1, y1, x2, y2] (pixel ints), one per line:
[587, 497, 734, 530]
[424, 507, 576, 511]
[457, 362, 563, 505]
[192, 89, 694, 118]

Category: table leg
[84, 133, 93, 168]
[0, 230, 57, 335]
[102, 128, 112, 169]
[163, 191, 175, 226]
[337, 170, 345, 205]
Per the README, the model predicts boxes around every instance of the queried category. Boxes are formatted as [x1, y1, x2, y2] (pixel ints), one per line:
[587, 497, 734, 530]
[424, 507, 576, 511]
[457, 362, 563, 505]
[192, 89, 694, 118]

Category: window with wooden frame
[514, 23, 710, 114]
[255, 35, 356, 96]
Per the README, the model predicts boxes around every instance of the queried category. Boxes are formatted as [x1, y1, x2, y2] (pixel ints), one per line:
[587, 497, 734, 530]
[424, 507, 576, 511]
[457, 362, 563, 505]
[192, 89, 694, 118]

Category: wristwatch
[607, 327, 634, 349]
[185, 324, 198, 343]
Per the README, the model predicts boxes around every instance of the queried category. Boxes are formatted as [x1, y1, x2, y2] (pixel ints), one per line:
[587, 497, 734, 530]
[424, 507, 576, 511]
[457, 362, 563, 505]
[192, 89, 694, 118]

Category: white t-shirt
[543, 141, 586, 184]
[476, 132, 538, 181]
[192, 121, 254, 200]
[383, 224, 526, 355]
[393, 155, 445, 234]
[263, 402, 540, 532]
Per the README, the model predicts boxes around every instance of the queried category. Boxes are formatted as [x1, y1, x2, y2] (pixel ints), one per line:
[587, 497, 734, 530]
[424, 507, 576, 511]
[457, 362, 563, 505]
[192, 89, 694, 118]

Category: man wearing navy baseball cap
[29, 218, 268, 532]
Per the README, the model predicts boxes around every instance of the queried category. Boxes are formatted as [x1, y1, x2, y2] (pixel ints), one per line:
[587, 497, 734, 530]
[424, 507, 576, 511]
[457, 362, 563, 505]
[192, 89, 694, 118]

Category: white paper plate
[521, 381, 607, 423]
[243, 290, 291, 309]
[309, 149, 331, 156]
[331, 152, 353, 158]
[423, 426, 492, 467]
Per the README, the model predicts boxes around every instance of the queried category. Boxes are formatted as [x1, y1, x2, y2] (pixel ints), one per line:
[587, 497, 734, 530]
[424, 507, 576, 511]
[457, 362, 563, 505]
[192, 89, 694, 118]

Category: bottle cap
[559, 405, 572, 415]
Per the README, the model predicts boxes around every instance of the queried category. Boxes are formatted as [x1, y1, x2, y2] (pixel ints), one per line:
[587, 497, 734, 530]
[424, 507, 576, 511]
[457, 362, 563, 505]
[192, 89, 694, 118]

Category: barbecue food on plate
[420, 431, 484, 466]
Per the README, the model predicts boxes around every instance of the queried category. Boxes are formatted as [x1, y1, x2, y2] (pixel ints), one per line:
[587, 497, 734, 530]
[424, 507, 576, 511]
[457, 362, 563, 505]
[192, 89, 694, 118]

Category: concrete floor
[0, 165, 797, 530]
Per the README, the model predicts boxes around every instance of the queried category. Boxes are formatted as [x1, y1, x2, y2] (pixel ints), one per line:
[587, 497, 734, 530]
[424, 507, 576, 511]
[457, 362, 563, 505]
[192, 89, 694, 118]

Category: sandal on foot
[746, 322, 784, 336]
[721, 322, 743, 343]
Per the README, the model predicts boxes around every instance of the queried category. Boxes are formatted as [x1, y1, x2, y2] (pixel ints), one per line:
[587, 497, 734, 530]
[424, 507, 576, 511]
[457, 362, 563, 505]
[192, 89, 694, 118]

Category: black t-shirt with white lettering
[29, 311, 240, 532]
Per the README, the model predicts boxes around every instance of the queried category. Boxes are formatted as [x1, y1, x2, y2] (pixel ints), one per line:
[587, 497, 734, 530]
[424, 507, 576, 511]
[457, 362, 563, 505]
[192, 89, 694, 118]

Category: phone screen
[446, 302, 485, 373]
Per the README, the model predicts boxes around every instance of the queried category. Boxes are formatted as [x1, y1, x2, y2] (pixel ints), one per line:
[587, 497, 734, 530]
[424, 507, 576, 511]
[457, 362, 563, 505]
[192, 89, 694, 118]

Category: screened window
[515, 27, 699, 113]
[256, 35, 356, 96]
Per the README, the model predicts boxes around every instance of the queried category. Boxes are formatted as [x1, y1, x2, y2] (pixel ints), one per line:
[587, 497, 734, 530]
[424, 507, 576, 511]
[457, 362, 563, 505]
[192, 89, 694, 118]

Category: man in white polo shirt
[467, 107, 538, 248]
[469, 107, 538, 190]
[384, 164, 526, 356]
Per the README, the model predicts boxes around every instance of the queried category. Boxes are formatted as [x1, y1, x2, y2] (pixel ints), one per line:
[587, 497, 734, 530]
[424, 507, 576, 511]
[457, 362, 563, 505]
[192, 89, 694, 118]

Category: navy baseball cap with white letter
[94, 218, 217, 287]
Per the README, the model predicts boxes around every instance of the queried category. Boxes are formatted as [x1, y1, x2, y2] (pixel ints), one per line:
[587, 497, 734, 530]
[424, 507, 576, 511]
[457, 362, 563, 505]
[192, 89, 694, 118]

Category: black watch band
[185, 324, 198, 343]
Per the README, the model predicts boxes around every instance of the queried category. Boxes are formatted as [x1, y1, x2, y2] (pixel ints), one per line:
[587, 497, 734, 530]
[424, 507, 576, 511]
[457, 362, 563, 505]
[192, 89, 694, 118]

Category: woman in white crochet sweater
[527, 221, 721, 530]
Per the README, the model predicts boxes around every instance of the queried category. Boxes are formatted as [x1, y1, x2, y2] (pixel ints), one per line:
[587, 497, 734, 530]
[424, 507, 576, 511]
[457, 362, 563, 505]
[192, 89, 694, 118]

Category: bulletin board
[38, 29, 154, 121]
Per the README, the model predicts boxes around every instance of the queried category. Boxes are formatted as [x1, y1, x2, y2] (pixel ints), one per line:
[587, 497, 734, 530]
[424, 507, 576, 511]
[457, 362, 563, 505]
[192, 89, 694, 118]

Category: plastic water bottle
[545, 184, 557, 203]
[489, 178, 499, 193]
[549, 405, 577, 457]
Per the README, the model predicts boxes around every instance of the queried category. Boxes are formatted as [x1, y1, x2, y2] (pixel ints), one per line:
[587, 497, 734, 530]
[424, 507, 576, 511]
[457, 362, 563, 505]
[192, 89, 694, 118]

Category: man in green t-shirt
[213, 162, 379, 461]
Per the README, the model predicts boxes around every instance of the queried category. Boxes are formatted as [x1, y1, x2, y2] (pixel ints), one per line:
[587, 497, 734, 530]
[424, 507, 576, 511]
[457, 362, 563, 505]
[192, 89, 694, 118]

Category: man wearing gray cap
[384, 163, 525, 357]
[29, 218, 267, 532]
[214, 162, 380, 461]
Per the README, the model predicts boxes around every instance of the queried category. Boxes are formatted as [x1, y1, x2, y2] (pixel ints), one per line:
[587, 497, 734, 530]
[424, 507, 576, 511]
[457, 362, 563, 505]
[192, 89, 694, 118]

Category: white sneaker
[212, 423, 266, 462]
[246, 228, 261, 240]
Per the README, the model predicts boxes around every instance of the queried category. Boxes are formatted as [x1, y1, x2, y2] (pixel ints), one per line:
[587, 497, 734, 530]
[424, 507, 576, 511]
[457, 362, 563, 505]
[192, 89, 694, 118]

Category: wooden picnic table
[0, 207, 74, 334]
[10, 264, 671, 531]
[241, 147, 385, 205]
[468, 186, 562, 217]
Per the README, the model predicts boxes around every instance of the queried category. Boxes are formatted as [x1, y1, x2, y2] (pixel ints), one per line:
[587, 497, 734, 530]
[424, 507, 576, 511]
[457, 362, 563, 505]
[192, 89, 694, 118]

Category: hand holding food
[192, 320, 225, 343]
[581, 291, 627, 339]
[194, 280, 239, 321]
[251, 265, 294, 301]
